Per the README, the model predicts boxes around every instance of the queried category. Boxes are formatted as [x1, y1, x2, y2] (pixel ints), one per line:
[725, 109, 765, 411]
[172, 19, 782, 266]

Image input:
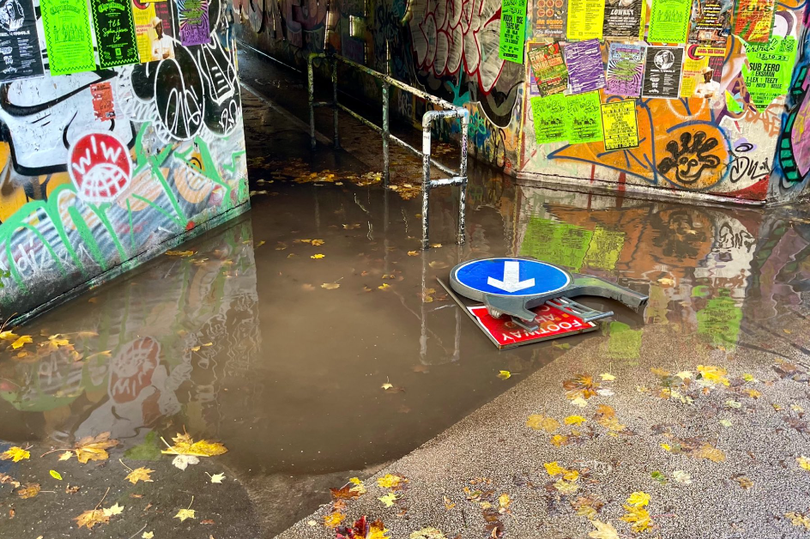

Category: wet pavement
[2, 49, 810, 538]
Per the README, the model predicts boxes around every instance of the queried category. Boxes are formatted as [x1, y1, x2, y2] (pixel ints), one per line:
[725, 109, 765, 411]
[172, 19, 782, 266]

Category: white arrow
[487, 261, 535, 293]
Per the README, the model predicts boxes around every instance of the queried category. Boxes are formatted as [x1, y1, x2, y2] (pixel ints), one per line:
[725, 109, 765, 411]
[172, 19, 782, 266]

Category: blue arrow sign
[452, 258, 572, 297]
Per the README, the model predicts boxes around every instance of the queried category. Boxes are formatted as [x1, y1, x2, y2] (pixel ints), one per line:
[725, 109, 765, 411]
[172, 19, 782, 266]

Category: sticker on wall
[647, 0, 691, 43]
[0, 0, 44, 82]
[531, 94, 568, 143]
[91, 82, 116, 121]
[177, 0, 211, 46]
[566, 0, 605, 40]
[91, 0, 140, 68]
[564, 39, 605, 94]
[688, 0, 731, 47]
[602, 0, 644, 38]
[642, 45, 684, 98]
[500, 0, 529, 62]
[40, 0, 97, 75]
[566, 91, 603, 144]
[533, 0, 567, 37]
[733, 0, 775, 43]
[742, 35, 798, 110]
[605, 42, 646, 97]
[528, 42, 569, 97]
[679, 44, 724, 99]
[68, 132, 133, 203]
[601, 100, 639, 150]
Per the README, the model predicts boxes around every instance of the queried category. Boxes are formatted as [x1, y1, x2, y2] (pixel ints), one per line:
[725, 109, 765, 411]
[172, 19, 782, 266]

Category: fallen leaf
[743, 373, 756, 382]
[744, 388, 762, 399]
[798, 456, 810, 471]
[0, 330, 18, 341]
[410, 527, 446, 539]
[733, 475, 753, 489]
[526, 414, 560, 433]
[143, 532, 154, 539]
[600, 373, 616, 381]
[125, 467, 154, 484]
[697, 365, 730, 387]
[311, 239, 325, 246]
[49, 470, 63, 481]
[498, 493, 511, 512]
[201, 519, 215, 525]
[570, 396, 588, 407]
[573, 496, 603, 520]
[1, 446, 30, 462]
[165, 250, 195, 257]
[0, 473, 20, 488]
[695, 442, 726, 462]
[172, 455, 200, 470]
[368, 519, 390, 539]
[323, 512, 345, 528]
[381, 382, 394, 390]
[564, 415, 587, 426]
[719, 419, 733, 428]
[672, 470, 692, 484]
[321, 283, 340, 290]
[75, 509, 110, 529]
[544, 462, 566, 476]
[331, 484, 361, 500]
[378, 492, 398, 507]
[621, 504, 653, 533]
[103, 503, 124, 517]
[378, 283, 391, 290]
[311, 254, 325, 259]
[626, 491, 650, 507]
[11, 335, 32, 349]
[550, 434, 569, 447]
[162, 433, 228, 458]
[563, 374, 600, 400]
[786, 512, 810, 529]
[72, 432, 119, 464]
[343, 224, 361, 229]
[553, 479, 578, 495]
[17, 483, 40, 499]
[174, 508, 196, 522]
[726, 399, 742, 409]
[497, 370, 512, 380]
[210, 473, 225, 484]
[588, 520, 619, 539]
[443, 496, 455, 510]
[407, 251, 419, 256]
[431, 243, 442, 248]
[651, 471, 667, 484]
[377, 474, 405, 489]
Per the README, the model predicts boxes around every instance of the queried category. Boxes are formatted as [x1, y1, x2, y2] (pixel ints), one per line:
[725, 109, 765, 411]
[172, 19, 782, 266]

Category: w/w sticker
[68, 132, 133, 203]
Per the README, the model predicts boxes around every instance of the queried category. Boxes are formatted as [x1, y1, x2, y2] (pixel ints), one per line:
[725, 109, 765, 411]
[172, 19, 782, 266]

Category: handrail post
[421, 112, 435, 249]
[458, 109, 469, 244]
[307, 54, 316, 150]
[331, 58, 340, 149]
[382, 83, 390, 187]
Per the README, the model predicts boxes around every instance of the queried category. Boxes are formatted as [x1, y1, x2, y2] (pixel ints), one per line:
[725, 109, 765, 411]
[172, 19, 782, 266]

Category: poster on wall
[647, 0, 691, 43]
[136, 0, 176, 61]
[601, 100, 639, 150]
[499, 0, 528, 62]
[567, 91, 603, 143]
[531, 94, 568, 143]
[40, 0, 97, 75]
[177, 0, 211, 46]
[91, 0, 140, 67]
[688, 0, 731, 47]
[533, 0, 567, 37]
[733, 0, 775, 43]
[742, 35, 798, 109]
[642, 45, 684, 98]
[91, 81, 116, 121]
[605, 42, 646, 97]
[564, 39, 605, 94]
[603, 0, 644, 38]
[0, 0, 44, 82]
[679, 44, 724, 98]
[528, 42, 569, 96]
[566, 0, 605, 40]
[132, 0, 158, 62]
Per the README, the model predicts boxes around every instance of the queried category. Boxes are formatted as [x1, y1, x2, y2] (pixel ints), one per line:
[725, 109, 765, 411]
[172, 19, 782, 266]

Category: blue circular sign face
[452, 257, 571, 298]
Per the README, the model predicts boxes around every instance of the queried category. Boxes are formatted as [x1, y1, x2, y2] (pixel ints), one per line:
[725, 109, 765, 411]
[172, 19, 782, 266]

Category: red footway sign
[467, 303, 598, 349]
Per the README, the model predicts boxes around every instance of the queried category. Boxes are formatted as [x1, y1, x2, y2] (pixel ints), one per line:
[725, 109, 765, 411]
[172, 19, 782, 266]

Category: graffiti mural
[0, 0, 248, 321]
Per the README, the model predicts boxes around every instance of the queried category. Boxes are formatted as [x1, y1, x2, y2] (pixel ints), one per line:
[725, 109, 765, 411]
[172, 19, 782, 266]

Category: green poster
[531, 95, 567, 143]
[519, 217, 593, 271]
[647, 0, 691, 43]
[91, 0, 140, 68]
[742, 35, 798, 110]
[566, 91, 604, 144]
[499, 0, 528, 63]
[41, 0, 97, 75]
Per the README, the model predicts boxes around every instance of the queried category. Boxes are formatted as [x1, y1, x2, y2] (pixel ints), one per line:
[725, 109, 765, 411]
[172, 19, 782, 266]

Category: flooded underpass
[3, 56, 810, 538]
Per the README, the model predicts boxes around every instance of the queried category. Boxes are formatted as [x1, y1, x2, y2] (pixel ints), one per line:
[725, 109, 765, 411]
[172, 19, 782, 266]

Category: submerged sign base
[468, 304, 598, 349]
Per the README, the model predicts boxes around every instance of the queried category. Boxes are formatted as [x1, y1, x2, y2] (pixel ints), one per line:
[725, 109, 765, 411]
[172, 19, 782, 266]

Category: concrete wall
[235, 0, 810, 205]
[0, 0, 248, 322]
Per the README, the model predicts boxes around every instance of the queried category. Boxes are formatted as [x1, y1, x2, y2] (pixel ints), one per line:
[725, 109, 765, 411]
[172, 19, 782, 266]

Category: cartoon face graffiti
[657, 131, 722, 189]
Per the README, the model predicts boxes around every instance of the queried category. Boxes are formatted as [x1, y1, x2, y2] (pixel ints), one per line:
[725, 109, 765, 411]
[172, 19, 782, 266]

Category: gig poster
[499, 0, 528, 62]
[567, 0, 605, 40]
[0, 0, 44, 82]
[531, 94, 568, 143]
[603, 0, 644, 38]
[742, 35, 798, 109]
[177, 0, 211, 46]
[601, 100, 640, 150]
[533, 0, 567, 37]
[91, 0, 140, 67]
[605, 42, 646, 97]
[564, 38, 605, 94]
[688, 0, 731, 47]
[528, 42, 569, 96]
[733, 0, 775, 43]
[642, 45, 684, 98]
[648, 0, 691, 43]
[40, 0, 97, 75]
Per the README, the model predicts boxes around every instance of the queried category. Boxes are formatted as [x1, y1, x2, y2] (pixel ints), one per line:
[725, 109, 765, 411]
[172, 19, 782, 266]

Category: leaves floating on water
[161, 432, 228, 458]
[311, 254, 326, 259]
[497, 370, 512, 380]
[125, 467, 154, 485]
[1, 446, 30, 462]
[165, 250, 195, 257]
[49, 470, 63, 481]
[16, 483, 40, 499]
[322, 283, 340, 290]
[210, 473, 225, 484]
[11, 335, 32, 349]
[75, 509, 109, 529]
[174, 508, 196, 522]
[69, 432, 119, 464]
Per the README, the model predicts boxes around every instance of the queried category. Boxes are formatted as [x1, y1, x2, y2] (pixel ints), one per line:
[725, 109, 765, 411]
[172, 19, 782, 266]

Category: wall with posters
[0, 0, 248, 322]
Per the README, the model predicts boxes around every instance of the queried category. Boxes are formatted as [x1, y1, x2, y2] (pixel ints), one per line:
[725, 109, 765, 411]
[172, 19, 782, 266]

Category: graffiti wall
[0, 0, 248, 322]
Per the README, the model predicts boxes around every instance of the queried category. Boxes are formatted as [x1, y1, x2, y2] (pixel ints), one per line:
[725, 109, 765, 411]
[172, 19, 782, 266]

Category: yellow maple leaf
[321, 283, 340, 290]
[311, 254, 325, 259]
[378, 492, 399, 507]
[544, 462, 566, 476]
[565, 415, 587, 425]
[174, 508, 196, 522]
[695, 442, 726, 462]
[377, 474, 404, 488]
[563, 469, 579, 481]
[348, 477, 366, 494]
[311, 239, 325, 246]
[498, 493, 511, 511]
[621, 504, 653, 532]
[75, 509, 110, 529]
[526, 414, 560, 433]
[550, 434, 569, 447]
[626, 491, 650, 507]
[0, 330, 18, 341]
[600, 373, 616, 381]
[554, 479, 578, 495]
[588, 520, 619, 539]
[47, 334, 71, 348]
[324, 512, 345, 528]
[407, 251, 419, 256]
[378, 283, 391, 290]
[161, 432, 228, 457]
[103, 503, 124, 517]
[59, 451, 74, 461]
[697, 365, 730, 386]
[797, 456, 810, 471]
[786, 512, 810, 529]
[11, 335, 32, 349]
[73, 432, 119, 464]
[17, 483, 40, 499]
[142, 532, 154, 539]
[497, 370, 512, 380]
[125, 467, 155, 484]
[745, 388, 762, 399]
[368, 520, 390, 539]
[1, 446, 30, 462]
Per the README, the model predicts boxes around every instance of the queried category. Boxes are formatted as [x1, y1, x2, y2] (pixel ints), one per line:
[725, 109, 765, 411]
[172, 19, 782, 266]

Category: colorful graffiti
[0, 0, 248, 321]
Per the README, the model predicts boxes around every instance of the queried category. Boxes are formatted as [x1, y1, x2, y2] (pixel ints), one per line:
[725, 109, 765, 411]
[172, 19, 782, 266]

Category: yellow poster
[132, 1, 157, 63]
[566, 0, 606, 40]
[601, 100, 639, 151]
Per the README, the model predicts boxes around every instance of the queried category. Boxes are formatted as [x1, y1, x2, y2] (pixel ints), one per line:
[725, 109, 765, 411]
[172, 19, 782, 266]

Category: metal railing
[306, 51, 469, 248]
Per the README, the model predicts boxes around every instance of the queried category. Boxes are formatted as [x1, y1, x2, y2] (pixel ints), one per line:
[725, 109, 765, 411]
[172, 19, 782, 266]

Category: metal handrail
[307, 51, 469, 248]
